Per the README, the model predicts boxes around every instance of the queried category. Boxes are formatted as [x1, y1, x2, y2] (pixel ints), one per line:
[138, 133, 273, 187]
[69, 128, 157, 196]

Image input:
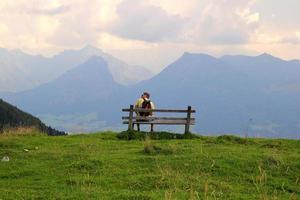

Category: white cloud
[0, 0, 299, 71]
[0, 0, 116, 52]
[105, 0, 261, 45]
[246, 13, 260, 24]
[25, 5, 71, 16]
[279, 34, 300, 44]
[181, 0, 260, 45]
[107, 0, 185, 42]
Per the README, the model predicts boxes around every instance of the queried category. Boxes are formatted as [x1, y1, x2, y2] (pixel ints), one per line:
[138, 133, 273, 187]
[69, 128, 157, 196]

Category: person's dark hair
[143, 92, 150, 98]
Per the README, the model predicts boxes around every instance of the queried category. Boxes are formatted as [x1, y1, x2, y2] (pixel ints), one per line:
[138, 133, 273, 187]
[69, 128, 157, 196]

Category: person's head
[142, 92, 150, 99]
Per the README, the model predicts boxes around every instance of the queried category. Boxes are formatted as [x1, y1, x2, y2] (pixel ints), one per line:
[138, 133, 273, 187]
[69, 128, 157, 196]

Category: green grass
[0, 132, 299, 199]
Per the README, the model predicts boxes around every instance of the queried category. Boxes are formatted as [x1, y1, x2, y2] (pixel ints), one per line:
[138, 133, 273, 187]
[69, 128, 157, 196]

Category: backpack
[142, 99, 151, 109]
[140, 98, 152, 117]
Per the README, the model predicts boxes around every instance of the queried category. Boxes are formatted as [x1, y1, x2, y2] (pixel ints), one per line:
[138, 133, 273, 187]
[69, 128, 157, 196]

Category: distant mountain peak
[181, 52, 217, 61]
[256, 53, 283, 61]
[183, 52, 215, 57]
[70, 56, 111, 74]
[81, 45, 102, 53]
[59, 45, 103, 56]
[82, 56, 108, 69]
[256, 53, 286, 62]
[58, 55, 116, 84]
[258, 52, 273, 57]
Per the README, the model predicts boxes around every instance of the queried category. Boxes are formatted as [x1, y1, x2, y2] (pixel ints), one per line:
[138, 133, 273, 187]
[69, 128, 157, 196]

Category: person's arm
[135, 98, 143, 115]
[134, 99, 139, 108]
[135, 98, 143, 108]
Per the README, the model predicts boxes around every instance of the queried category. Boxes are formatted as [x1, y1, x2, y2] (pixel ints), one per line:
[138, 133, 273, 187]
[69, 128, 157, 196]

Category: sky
[0, 0, 299, 72]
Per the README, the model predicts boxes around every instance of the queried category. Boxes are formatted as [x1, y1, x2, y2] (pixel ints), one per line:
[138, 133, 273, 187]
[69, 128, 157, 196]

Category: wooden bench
[122, 105, 196, 134]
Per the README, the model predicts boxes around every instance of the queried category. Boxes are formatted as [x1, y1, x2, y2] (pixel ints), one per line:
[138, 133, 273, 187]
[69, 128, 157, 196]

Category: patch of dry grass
[0, 126, 45, 137]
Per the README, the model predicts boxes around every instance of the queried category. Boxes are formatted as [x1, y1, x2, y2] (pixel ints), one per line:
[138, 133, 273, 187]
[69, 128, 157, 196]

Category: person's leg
[136, 113, 141, 131]
[150, 124, 154, 132]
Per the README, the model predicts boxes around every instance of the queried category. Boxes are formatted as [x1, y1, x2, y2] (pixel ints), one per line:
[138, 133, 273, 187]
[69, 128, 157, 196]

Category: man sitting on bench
[134, 92, 155, 132]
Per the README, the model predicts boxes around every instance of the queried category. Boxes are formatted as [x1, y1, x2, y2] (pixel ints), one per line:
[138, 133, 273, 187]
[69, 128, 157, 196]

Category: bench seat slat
[122, 108, 196, 113]
[123, 119, 195, 125]
[122, 116, 195, 120]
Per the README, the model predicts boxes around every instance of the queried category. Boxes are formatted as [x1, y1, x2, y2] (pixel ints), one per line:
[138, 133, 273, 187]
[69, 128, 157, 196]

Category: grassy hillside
[0, 132, 299, 199]
[0, 99, 65, 136]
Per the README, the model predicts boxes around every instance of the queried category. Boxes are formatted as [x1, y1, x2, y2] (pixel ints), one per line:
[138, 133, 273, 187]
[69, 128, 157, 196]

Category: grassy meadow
[0, 131, 299, 199]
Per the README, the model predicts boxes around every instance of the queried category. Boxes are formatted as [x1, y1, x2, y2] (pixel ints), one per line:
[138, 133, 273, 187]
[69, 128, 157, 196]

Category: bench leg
[133, 123, 140, 131]
[150, 124, 154, 132]
[137, 124, 140, 132]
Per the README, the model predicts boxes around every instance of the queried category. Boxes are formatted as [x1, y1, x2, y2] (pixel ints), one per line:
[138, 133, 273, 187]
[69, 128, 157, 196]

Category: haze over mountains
[1, 49, 299, 138]
[0, 46, 152, 92]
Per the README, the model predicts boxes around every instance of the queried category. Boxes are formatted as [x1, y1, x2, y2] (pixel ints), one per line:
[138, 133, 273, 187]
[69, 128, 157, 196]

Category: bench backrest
[122, 105, 196, 134]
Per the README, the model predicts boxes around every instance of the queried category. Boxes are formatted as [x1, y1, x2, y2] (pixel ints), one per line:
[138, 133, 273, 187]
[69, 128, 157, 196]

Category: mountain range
[134, 53, 300, 138]
[0, 46, 152, 92]
[1, 50, 299, 138]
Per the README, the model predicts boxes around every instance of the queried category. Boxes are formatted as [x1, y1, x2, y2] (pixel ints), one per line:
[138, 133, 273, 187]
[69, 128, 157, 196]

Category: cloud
[183, 0, 260, 45]
[0, 0, 300, 70]
[106, 0, 261, 45]
[25, 5, 71, 16]
[279, 33, 300, 44]
[0, 0, 112, 51]
[107, 0, 185, 42]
